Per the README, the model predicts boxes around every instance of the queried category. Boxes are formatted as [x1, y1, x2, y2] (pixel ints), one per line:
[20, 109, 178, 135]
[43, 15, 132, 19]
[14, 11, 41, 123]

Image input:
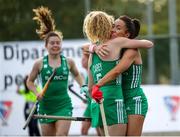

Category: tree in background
[0, 0, 179, 84]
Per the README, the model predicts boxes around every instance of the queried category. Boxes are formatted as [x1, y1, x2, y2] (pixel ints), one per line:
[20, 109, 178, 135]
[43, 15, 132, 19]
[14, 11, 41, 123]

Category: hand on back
[95, 44, 110, 57]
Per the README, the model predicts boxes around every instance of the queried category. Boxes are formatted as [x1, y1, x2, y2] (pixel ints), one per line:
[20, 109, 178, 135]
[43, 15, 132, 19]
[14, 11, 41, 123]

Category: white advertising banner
[0, 41, 180, 135]
[142, 85, 180, 132]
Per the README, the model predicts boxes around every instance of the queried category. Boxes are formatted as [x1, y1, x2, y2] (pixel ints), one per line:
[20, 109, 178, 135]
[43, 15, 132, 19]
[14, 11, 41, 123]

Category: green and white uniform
[38, 55, 73, 123]
[90, 53, 127, 127]
[122, 64, 148, 117]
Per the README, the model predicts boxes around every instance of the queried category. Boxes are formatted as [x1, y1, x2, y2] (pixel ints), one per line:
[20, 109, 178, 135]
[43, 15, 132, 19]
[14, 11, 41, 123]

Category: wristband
[89, 44, 95, 53]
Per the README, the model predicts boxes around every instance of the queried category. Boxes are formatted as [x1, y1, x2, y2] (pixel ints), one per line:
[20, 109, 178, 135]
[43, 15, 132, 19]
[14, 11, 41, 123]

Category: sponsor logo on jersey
[54, 75, 68, 80]
[46, 70, 51, 74]
[93, 63, 102, 73]
[63, 67, 68, 75]
[44, 64, 48, 68]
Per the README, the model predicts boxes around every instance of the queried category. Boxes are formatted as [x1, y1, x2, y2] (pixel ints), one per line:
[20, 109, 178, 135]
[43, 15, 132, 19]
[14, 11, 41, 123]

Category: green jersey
[38, 55, 73, 123]
[90, 54, 127, 127]
[122, 64, 142, 90]
[122, 64, 148, 117]
[90, 54, 121, 86]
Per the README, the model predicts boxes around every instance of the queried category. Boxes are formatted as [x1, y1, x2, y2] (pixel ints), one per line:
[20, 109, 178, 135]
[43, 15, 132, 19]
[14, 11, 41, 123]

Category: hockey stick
[23, 68, 56, 130]
[68, 84, 87, 104]
[33, 114, 91, 122]
[99, 99, 109, 136]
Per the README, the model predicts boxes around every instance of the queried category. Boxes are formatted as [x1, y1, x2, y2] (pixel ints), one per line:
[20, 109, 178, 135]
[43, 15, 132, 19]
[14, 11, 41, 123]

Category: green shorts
[123, 87, 148, 117]
[38, 106, 73, 123]
[37, 99, 73, 123]
[91, 85, 127, 127]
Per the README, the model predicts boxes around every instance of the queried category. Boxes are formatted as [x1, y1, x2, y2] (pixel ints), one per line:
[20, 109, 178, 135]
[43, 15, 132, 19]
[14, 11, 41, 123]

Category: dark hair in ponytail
[119, 15, 140, 39]
[132, 19, 140, 38]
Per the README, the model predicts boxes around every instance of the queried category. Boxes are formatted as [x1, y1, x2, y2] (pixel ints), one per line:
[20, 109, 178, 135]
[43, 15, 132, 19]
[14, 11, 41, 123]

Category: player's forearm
[88, 54, 94, 95]
[74, 74, 83, 87]
[137, 39, 154, 49]
[113, 37, 154, 49]
[26, 81, 38, 96]
[88, 69, 94, 97]
[97, 53, 135, 87]
[97, 67, 124, 87]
